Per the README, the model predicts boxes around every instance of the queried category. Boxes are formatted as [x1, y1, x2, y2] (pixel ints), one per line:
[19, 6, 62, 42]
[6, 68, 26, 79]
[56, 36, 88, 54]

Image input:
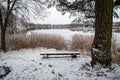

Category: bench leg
[44, 55, 49, 58]
[71, 55, 77, 58]
[46, 55, 49, 58]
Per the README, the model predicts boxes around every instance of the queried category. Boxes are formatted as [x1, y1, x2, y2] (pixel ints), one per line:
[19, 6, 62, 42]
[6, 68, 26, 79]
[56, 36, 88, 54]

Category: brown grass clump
[6, 34, 29, 50]
[71, 34, 94, 51]
[5, 33, 66, 50]
[71, 34, 120, 54]
[83, 35, 94, 50]
[0, 32, 119, 53]
[112, 53, 120, 64]
[71, 35, 84, 50]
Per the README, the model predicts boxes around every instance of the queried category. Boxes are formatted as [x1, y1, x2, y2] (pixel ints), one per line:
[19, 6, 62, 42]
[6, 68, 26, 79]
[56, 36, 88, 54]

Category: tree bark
[1, 28, 6, 52]
[91, 0, 113, 67]
[0, 0, 17, 52]
[0, 9, 6, 52]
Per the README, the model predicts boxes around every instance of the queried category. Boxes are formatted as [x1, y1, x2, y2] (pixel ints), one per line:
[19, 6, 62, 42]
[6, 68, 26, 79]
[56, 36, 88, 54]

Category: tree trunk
[1, 28, 6, 52]
[0, 9, 6, 52]
[91, 0, 113, 67]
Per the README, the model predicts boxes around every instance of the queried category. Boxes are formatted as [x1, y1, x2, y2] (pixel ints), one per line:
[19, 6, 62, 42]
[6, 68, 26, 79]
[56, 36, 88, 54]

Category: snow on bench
[40, 52, 80, 58]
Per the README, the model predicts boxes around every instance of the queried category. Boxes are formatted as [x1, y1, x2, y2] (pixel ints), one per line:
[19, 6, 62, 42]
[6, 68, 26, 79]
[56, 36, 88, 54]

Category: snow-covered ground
[0, 48, 120, 80]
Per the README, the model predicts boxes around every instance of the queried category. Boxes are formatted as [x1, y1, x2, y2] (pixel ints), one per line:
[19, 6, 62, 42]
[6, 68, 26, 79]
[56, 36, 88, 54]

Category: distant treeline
[24, 22, 119, 31]
[24, 23, 93, 31]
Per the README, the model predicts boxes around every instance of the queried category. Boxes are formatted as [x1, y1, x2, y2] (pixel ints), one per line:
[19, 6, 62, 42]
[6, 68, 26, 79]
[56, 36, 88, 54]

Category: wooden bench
[40, 52, 80, 58]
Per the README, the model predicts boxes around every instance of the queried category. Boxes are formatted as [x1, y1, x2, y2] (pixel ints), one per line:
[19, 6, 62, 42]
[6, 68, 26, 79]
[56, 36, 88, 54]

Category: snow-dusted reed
[5, 33, 66, 50]
[72, 34, 94, 51]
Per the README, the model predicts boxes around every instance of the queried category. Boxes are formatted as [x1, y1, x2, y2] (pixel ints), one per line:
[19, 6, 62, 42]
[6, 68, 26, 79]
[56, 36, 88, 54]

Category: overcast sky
[37, 7, 120, 24]
[40, 7, 74, 24]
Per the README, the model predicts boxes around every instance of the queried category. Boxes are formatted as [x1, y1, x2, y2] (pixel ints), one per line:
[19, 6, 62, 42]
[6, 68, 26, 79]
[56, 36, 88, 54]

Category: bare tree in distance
[0, 0, 48, 52]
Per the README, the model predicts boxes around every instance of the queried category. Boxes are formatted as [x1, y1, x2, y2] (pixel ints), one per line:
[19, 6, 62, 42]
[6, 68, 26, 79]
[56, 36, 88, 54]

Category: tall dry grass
[71, 34, 120, 54]
[111, 34, 120, 54]
[5, 33, 66, 50]
[112, 53, 120, 64]
[71, 34, 94, 51]
[0, 32, 119, 53]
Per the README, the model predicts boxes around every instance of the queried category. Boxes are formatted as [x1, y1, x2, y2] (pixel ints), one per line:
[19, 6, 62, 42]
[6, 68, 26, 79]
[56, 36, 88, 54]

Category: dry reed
[5, 33, 66, 50]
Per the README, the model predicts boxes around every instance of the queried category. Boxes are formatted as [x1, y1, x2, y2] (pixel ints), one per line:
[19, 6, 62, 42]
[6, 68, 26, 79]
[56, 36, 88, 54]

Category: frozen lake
[27, 29, 120, 43]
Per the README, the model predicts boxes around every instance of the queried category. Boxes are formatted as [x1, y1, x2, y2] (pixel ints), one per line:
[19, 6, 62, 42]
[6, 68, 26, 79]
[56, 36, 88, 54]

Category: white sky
[40, 7, 74, 24]
[38, 7, 120, 24]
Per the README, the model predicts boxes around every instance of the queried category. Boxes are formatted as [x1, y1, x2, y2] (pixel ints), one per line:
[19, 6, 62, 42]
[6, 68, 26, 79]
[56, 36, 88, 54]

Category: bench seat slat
[40, 52, 80, 55]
